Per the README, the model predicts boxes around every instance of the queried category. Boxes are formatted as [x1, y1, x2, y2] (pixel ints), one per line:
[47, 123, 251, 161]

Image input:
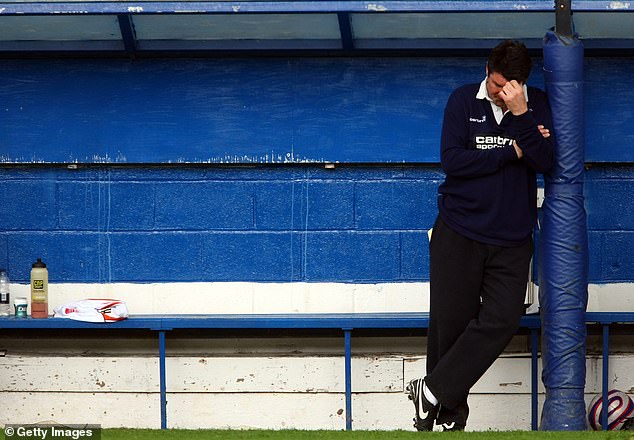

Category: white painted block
[586, 355, 634, 393]
[404, 355, 539, 394]
[0, 357, 158, 392]
[167, 356, 402, 393]
[8, 281, 634, 315]
[353, 393, 539, 431]
[9, 281, 428, 315]
[5, 354, 634, 395]
[0, 355, 402, 393]
[0, 392, 160, 428]
[167, 393, 346, 430]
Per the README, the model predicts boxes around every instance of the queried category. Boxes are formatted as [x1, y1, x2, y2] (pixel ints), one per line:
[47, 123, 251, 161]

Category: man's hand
[500, 80, 528, 115]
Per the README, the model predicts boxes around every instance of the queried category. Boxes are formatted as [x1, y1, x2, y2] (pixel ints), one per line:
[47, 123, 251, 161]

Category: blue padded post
[539, 31, 588, 430]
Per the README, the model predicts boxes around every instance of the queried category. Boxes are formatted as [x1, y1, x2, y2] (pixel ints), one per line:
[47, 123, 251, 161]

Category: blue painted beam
[0, 41, 124, 51]
[5, 311, 634, 330]
[0, 1, 629, 15]
[0, 1, 558, 15]
[3, 38, 634, 54]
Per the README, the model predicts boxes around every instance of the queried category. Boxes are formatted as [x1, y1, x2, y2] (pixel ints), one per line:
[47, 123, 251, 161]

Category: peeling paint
[366, 3, 387, 11]
[499, 381, 523, 387]
[513, 4, 529, 10]
[232, 5, 241, 12]
[1, 152, 336, 165]
[127, 6, 144, 13]
[608, 1, 631, 9]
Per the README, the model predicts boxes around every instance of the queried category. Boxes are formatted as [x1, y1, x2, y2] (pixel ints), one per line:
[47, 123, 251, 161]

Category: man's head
[485, 40, 532, 108]
[487, 39, 532, 84]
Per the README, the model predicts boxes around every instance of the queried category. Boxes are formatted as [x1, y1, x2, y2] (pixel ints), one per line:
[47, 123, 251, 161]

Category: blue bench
[1, 312, 632, 431]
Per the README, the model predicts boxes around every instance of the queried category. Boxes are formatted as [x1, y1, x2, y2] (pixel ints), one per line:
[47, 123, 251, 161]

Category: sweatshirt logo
[469, 115, 486, 123]
[474, 134, 515, 150]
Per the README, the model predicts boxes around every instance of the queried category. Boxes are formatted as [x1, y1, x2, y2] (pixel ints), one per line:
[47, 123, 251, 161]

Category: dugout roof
[0, 0, 633, 55]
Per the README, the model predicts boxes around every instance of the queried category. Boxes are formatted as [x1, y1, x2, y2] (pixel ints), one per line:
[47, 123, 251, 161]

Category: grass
[3, 429, 634, 440]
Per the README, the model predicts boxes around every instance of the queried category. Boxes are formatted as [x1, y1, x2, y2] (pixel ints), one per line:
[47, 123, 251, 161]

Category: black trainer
[440, 421, 466, 432]
[406, 378, 438, 431]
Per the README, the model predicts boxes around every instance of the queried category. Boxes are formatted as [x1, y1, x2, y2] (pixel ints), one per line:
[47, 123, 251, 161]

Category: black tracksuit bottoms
[425, 216, 533, 425]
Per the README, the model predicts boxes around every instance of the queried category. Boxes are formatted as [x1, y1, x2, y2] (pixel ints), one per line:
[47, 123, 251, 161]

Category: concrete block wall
[585, 165, 634, 283]
[0, 165, 441, 284]
[0, 164, 633, 286]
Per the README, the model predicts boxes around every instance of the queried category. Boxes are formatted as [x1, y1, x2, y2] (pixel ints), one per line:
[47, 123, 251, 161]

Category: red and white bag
[53, 299, 129, 323]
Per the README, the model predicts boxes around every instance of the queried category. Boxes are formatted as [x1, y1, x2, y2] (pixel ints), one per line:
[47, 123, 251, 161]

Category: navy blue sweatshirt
[438, 83, 554, 247]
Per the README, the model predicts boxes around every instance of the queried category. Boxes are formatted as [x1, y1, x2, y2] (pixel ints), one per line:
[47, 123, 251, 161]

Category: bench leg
[531, 328, 538, 431]
[159, 330, 167, 429]
[601, 324, 609, 431]
[344, 328, 352, 430]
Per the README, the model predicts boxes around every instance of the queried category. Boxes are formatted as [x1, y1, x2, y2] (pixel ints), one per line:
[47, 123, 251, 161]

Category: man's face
[485, 70, 516, 108]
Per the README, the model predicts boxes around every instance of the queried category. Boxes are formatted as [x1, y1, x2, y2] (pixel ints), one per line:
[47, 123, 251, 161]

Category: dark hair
[487, 40, 533, 83]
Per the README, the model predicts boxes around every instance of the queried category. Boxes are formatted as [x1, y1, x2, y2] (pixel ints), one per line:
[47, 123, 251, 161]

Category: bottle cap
[32, 258, 47, 268]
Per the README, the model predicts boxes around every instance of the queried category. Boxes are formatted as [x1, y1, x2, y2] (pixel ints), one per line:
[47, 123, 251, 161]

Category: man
[407, 40, 554, 431]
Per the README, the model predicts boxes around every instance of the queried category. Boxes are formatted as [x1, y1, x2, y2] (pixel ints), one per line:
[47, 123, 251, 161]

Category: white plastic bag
[54, 299, 129, 323]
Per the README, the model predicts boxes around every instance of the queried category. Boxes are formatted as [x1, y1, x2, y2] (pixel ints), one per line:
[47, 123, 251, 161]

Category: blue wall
[2, 58, 632, 164]
[1, 57, 633, 285]
[0, 165, 440, 283]
[0, 164, 632, 284]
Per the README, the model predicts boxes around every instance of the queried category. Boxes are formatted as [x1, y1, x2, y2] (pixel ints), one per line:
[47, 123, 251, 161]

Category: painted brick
[0, 164, 633, 284]
[400, 232, 429, 281]
[254, 182, 304, 231]
[202, 232, 302, 281]
[58, 182, 155, 231]
[108, 183, 155, 230]
[57, 182, 104, 230]
[204, 167, 307, 182]
[255, 180, 355, 230]
[587, 231, 603, 283]
[355, 181, 438, 230]
[402, 166, 445, 181]
[585, 181, 634, 230]
[54, 168, 106, 181]
[305, 182, 354, 230]
[0, 234, 7, 272]
[304, 232, 399, 282]
[109, 167, 206, 181]
[155, 182, 253, 230]
[108, 233, 204, 282]
[7, 233, 101, 282]
[0, 181, 57, 230]
[601, 232, 634, 282]
[306, 167, 410, 181]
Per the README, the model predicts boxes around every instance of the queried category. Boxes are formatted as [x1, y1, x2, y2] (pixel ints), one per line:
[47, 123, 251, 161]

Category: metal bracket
[117, 14, 138, 57]
[337, 13, 354, 51]
[555, 0, 573, 37]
